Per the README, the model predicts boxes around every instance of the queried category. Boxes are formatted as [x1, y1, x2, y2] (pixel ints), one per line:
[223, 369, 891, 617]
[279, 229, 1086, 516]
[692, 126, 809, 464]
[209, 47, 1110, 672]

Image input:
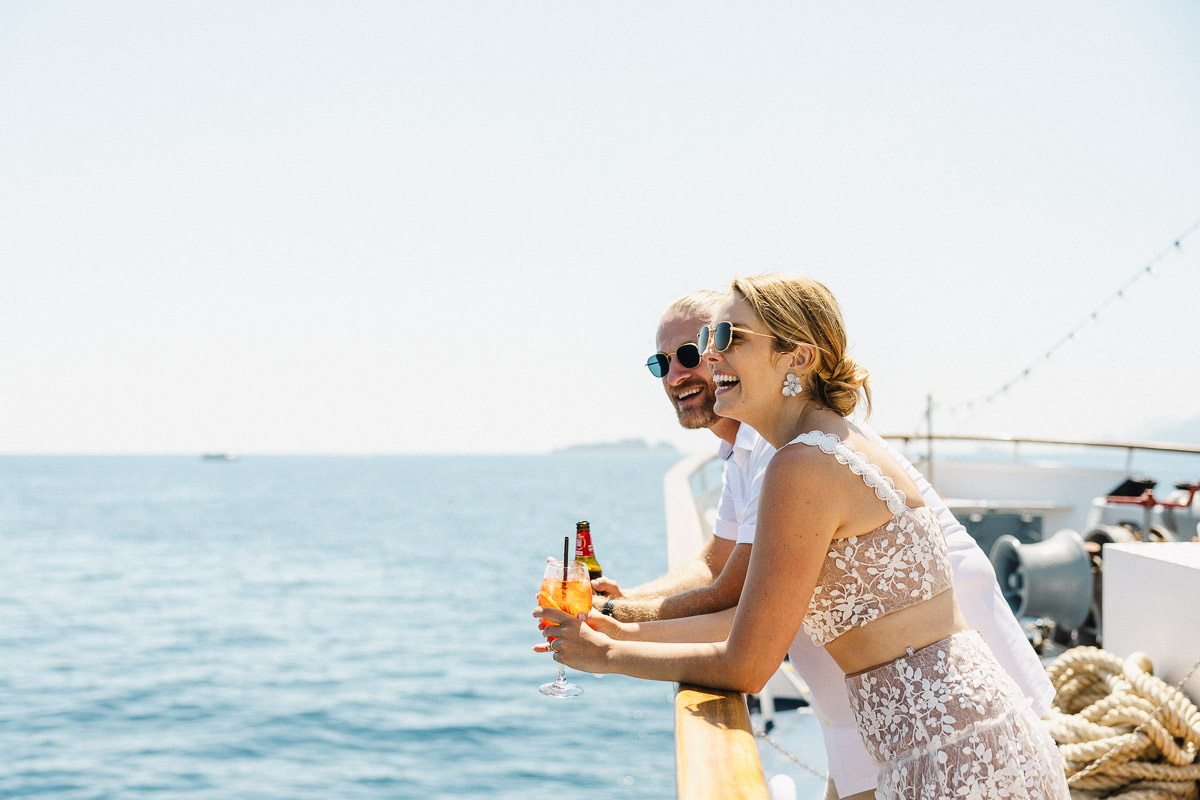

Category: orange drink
[540, 577, 593, 619]
[538, 558, 592, 697]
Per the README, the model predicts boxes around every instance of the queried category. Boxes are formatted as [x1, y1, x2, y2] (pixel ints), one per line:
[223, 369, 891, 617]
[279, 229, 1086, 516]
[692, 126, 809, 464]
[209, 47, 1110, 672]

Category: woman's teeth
[713, 374, 739, 393]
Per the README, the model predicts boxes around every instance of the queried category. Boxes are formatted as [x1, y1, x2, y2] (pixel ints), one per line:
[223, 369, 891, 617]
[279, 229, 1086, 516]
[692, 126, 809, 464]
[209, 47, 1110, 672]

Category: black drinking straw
[562, 536, 569, 582]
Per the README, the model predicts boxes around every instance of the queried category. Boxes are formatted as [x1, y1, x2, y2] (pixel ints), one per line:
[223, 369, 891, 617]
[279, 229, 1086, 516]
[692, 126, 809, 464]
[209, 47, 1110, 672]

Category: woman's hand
[581, 609, 627, 640]
[533, 605, 617, 674]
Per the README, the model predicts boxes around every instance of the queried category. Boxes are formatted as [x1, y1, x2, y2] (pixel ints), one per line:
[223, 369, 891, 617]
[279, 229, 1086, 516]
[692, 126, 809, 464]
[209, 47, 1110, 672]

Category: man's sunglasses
[698, 321, 778, 353]
[646, 343, 702, 378]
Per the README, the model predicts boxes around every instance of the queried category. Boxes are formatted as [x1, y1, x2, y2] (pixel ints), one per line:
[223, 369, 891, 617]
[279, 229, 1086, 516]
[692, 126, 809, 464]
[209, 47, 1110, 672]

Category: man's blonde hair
[665, 290, 725, 320]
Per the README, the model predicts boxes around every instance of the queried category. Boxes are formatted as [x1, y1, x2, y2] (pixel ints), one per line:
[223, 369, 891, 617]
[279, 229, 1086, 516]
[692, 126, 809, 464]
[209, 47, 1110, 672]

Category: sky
[2, 1, 1198, 455]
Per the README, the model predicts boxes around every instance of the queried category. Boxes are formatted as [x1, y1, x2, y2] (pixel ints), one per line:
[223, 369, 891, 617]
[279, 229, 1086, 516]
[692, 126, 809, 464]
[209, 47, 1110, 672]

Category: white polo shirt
[712, 422, 767, 545]
[718, 420, 1055, 796]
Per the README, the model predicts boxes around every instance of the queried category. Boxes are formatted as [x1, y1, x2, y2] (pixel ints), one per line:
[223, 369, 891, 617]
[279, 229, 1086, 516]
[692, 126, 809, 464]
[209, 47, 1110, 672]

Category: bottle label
[575, 529, 595, 558]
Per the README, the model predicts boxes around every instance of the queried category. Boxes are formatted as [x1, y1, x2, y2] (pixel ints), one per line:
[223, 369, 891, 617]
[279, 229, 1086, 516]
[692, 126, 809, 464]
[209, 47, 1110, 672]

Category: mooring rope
[1045, 646, 1200, 799]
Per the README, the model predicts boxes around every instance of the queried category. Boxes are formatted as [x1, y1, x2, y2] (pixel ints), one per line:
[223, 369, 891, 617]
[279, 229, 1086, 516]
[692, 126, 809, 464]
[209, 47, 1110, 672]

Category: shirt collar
[718, 422, 758, 471]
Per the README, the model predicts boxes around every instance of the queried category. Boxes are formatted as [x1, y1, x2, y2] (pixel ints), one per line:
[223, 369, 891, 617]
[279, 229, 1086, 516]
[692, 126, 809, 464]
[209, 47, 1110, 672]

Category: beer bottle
[574, 520, 603, 582]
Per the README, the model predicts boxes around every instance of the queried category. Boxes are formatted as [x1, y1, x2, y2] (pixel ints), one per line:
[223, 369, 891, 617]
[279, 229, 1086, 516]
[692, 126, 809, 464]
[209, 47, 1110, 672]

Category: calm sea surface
[0, 454, 682, 800]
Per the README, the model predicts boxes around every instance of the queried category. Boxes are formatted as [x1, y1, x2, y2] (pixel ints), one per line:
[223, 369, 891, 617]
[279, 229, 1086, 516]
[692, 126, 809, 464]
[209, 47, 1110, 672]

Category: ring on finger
[548, 639, 559, 653]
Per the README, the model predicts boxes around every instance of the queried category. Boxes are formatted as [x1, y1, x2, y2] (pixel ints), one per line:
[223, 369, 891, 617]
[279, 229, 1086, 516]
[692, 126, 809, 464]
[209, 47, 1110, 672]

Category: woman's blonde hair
[731, 274, 871, 417]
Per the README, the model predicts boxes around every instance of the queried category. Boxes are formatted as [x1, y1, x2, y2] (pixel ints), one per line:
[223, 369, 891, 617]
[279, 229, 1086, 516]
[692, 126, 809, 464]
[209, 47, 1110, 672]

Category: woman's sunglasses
[646, 343, 702, 378]
[698, 321, 778, 353]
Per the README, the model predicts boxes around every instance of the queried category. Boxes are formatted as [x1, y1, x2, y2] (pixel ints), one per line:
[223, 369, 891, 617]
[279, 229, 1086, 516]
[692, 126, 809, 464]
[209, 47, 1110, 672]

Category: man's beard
[673, 384, 720, 430]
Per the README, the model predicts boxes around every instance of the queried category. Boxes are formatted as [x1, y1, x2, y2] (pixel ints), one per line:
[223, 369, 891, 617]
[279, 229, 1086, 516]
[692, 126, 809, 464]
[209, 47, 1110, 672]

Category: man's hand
[591, 577, 622, 598]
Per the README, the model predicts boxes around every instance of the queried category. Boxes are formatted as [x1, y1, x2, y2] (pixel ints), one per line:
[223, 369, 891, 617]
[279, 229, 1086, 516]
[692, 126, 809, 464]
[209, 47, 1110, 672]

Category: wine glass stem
[555, 663, 567, 686]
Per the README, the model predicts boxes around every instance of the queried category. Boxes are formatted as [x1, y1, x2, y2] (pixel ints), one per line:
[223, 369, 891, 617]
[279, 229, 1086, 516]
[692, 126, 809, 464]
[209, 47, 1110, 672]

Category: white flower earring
[782, 372, 803, 397]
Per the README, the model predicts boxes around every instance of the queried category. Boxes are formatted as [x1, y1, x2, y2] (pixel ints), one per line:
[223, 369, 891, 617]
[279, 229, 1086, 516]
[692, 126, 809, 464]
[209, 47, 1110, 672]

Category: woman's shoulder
[758, 440, 851, 532]
[766, 430, 861, 495]
[774, 424, 923, 507]
[775, 417, 859, 468]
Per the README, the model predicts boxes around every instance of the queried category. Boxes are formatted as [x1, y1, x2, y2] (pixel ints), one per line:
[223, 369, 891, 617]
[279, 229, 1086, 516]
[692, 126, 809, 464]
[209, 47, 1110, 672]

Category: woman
[536, 274, 1069, 799]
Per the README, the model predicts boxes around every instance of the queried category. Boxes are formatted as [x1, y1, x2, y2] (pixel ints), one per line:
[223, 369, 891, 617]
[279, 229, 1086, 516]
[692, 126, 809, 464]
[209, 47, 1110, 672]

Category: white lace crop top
[791, 431, 953, 646]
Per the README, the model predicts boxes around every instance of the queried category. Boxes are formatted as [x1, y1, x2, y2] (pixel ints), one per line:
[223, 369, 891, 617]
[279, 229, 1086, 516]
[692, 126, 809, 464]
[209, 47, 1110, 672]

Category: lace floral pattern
[791, 429, 952, 647]
[847, 631, 1070, 800]
[803, 505, 952, 646]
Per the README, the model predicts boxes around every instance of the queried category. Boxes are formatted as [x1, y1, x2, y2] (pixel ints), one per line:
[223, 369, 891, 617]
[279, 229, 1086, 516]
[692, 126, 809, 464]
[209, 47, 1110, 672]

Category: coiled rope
[1046, 647, 1200, 799]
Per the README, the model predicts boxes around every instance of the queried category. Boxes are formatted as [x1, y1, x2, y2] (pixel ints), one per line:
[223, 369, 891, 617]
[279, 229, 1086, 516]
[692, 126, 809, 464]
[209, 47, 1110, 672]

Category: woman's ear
[789, 343, 817, 373]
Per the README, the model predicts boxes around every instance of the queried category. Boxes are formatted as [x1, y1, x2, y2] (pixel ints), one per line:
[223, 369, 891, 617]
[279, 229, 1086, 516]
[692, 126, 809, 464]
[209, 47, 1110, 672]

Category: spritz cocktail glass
[538, 559, 592, 697]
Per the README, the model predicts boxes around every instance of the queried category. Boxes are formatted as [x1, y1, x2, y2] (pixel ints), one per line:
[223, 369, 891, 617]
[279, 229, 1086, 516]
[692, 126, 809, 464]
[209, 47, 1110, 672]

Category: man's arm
[603, 533, 735, 600]
[609, 543, 750, 622]
[606, 434, 772, 621]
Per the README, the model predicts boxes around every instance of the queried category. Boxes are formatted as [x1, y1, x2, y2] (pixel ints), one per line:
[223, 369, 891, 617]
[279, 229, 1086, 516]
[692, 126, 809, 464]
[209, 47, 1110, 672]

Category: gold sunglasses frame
[646, 342, 703, 377]
[698, 322, 778, 352]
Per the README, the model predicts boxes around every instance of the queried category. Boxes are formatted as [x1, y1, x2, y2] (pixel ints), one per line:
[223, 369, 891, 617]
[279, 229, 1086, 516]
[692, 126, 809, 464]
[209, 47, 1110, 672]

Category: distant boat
[201, 453, 238, 462]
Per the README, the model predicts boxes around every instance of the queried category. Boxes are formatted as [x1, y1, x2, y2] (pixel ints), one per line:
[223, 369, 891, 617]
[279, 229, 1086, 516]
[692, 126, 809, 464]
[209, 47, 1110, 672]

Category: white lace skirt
[845, 630, 1069, 800]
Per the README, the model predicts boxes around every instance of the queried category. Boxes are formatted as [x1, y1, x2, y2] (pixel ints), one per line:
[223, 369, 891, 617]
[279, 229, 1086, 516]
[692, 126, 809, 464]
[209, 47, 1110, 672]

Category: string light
[932, 217, 1200, 424]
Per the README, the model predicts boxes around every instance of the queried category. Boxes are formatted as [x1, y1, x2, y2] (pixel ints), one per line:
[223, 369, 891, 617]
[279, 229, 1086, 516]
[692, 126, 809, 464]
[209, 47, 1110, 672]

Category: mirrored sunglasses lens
[646, 355, 668, 378]
[697, 326, 710, 352]
[715, 322, 733, 351]
[676, 343, 701, 368]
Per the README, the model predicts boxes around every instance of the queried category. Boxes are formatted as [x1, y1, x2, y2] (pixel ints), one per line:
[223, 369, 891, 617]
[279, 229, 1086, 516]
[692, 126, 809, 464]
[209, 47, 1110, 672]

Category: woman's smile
[712, 370, 741, 395]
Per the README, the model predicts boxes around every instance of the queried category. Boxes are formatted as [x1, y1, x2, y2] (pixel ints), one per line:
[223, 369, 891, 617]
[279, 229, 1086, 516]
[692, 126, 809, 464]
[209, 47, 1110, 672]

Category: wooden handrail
[664, 449, 770, 799]
[675, 684, 770, 800]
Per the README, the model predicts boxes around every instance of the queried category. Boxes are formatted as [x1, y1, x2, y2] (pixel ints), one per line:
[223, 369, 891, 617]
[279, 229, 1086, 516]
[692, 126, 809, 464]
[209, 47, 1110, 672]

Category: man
[596, 290, 1054, 800]
[592, 290, 753, 621]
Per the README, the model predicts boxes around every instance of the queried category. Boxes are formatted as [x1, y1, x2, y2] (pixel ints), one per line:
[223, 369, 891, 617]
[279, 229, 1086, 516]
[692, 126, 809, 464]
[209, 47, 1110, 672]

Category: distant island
[554, 438, 680, 455]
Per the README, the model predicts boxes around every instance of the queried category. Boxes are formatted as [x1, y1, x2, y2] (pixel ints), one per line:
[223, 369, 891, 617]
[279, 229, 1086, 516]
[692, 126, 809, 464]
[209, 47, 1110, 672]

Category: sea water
[0, 454, 680, 800]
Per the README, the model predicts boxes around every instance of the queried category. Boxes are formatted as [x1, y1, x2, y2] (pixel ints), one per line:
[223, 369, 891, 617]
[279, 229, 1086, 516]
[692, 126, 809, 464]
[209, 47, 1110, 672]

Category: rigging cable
[934, 216, 1200, 423]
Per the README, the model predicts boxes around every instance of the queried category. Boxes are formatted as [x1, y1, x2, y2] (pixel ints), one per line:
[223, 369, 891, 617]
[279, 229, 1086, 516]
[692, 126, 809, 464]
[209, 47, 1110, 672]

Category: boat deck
[664, 437, 1200, 799]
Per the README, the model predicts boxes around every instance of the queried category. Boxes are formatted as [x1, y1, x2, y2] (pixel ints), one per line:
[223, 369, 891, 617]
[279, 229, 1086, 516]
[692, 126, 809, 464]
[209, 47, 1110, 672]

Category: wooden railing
[675, 684, 770, 800]
[663, 451, 770, 800]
